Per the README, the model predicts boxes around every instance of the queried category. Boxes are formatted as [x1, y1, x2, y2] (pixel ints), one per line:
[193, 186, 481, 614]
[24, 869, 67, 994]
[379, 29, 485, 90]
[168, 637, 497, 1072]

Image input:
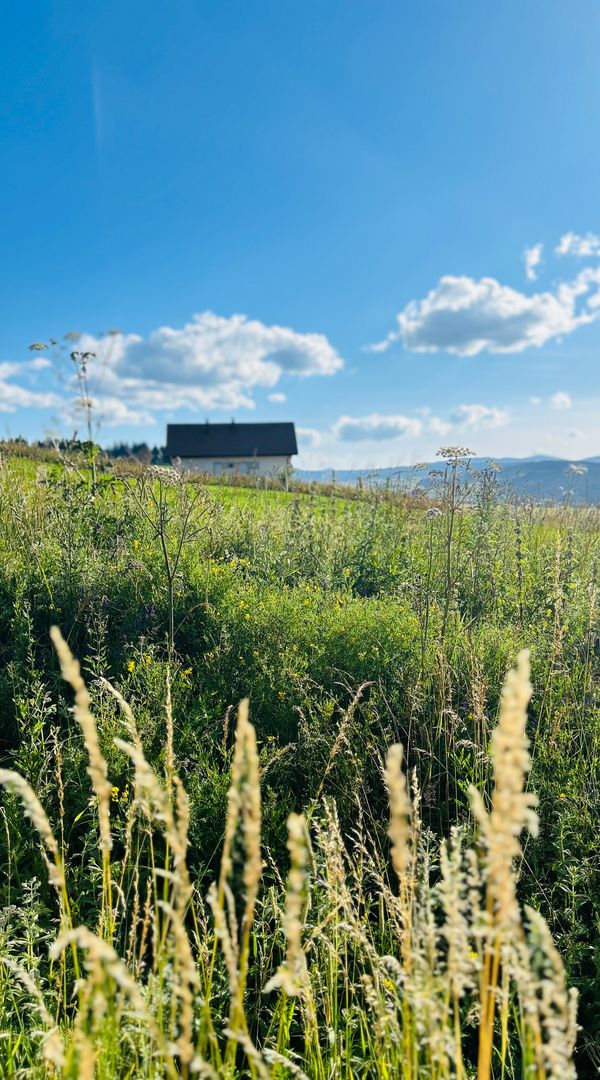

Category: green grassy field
[0, 447, 598, 1077]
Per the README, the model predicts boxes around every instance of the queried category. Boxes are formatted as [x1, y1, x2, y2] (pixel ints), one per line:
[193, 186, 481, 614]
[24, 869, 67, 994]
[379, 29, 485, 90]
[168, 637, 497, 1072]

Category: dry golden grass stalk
[98, 674, 142, 750]
[51, 925, 181, 1078]
[113, 738, 181, 857]
[222, 1027, 271, 1080]
[439, 830, 476, 1001]
[0, 630, 579, 1079]
[264, 811, 310, 997]
[314, 681, 371, 802]
[0, 769, 64, 891]
[50, 926, 148, 1015]
[468, 649, 545, 1078]
[50, 626, 113, 855]
[470, 648, 538, 929]
[525, 907, 579, 1080]
[218, 699, 262, 941]
[210, 698, 263, 1071]
[263, 1047, 311, 1079]
[156, 899, 200, 1066]
[113, 721, 198, 1061]
[0, 956, 66, 1068]
[207, 879, 239, 994]
[239, 699, 262, 904]
[384, 743, 413, 884]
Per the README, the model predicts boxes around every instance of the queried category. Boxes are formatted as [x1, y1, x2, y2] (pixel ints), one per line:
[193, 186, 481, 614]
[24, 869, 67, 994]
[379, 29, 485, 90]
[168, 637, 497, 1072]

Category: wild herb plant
[118, 464, 217, 653]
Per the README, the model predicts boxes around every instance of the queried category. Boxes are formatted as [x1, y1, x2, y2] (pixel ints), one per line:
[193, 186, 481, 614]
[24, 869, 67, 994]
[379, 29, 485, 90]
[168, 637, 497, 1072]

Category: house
[166, 421, 298, 476]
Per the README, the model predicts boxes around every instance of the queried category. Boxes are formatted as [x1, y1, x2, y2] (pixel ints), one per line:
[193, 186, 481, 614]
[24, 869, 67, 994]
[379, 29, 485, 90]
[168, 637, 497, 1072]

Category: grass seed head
[50, 626, 113, 854]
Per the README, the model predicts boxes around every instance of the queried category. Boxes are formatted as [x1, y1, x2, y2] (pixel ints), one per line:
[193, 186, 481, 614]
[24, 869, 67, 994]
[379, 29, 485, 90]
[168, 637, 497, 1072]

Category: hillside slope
[296, 456, 600, 502]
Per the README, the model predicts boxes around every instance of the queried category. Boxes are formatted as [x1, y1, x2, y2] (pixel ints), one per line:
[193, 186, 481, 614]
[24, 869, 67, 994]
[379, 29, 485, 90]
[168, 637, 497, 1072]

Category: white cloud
[428, 416, 452, 436]
[294, 394, 600, 470]
[77, 312, 342, 414]
[268, 391, 287, 403]
[0, 358, 61, 414]
[331, 413, 422, 442]
[60, 394, 155, 430]
[297, 426, 322, 447]
[0, 358, 52, 380]
[450, 403, 510, 429]
[0, 382, 61, 413]
[530, 396, 541, 406]
[523, 243, 543, 281]
[92, 397, 156, 426]
[294, 414, 425, 470]
[556, 231, 600, 257]
[310, 405, 508, 451]
[370, 269, 600, 356]
[549, 391, 572, 411]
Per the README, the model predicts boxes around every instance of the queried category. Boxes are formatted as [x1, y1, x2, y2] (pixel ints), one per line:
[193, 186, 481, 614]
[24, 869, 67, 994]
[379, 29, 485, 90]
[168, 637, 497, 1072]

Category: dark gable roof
[166, 422, 298, 459]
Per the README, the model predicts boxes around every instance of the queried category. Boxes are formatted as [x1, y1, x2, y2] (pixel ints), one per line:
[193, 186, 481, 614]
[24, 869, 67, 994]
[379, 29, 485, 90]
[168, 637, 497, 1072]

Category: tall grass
[0, 631, 577, 1077]
[0, 451, 598, 1070]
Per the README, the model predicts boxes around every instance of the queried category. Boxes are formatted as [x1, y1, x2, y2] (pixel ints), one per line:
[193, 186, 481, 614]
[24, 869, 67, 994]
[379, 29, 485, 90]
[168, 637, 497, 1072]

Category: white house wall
[177, 455, 292, 477]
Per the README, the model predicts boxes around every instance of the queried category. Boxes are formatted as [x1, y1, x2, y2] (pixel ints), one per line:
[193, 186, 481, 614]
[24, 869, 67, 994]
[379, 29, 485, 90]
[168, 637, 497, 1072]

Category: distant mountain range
[295, 456, 600, 503]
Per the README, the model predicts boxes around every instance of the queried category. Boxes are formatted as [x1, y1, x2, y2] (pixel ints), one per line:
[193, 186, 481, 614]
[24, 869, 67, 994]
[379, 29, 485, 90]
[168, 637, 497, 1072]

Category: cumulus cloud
[450, 403, 510, 429]
[428, 415, 453, 436]
[332, 413, 422, 441]
[523, 243, 543, 281]
[370, 269, 600, 356]
[297, 426, 322, 447]
[556, 231, 600, 257]
[0, 382, 61, 413]
[90, 397, 156, 426]
[549, 390, 572, 410]
[0, 358, 52, 380]
[78, 312, 342, 416]
[268, 391, 287, 403]
[0, 358, 61, 414]
[307, 403, 509, 450]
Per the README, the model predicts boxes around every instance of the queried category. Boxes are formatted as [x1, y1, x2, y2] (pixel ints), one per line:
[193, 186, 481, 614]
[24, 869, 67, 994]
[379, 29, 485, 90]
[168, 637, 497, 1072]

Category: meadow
[0, 443, 598, 1077]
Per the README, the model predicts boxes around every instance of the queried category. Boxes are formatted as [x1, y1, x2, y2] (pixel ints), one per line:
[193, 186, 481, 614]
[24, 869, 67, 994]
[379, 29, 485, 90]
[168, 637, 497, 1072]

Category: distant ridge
[294, 456, 600, 503]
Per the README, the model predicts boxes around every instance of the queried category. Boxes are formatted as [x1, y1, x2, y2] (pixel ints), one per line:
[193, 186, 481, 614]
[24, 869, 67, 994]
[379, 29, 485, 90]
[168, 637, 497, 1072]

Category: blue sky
[2, 0, 600, 467]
